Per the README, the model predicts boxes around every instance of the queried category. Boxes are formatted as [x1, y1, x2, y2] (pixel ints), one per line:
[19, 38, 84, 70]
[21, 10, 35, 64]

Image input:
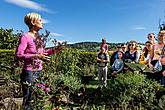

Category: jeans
[20, 70, 42, 110]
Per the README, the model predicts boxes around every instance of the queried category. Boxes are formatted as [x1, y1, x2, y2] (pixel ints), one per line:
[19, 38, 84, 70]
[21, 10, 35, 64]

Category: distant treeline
[67, 42, 144, 52]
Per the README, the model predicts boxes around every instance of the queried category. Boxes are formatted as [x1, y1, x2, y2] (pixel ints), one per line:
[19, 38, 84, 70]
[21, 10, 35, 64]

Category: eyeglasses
[148, 35, 155, 39]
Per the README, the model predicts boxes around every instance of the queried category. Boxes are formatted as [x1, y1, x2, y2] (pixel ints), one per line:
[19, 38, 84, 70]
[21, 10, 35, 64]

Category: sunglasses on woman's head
[129, 44, 135, 46]
[146, 44, 151, 46]
[148, 35, 155, 39]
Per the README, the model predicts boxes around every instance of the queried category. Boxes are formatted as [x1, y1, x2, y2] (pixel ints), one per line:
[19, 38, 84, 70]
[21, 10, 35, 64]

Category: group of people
[97, 32, 165, 87]
[15, 12, 165, 109]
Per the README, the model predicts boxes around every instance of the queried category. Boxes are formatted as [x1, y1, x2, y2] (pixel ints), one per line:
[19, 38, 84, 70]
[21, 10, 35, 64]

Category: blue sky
[1, 0, 165, 45]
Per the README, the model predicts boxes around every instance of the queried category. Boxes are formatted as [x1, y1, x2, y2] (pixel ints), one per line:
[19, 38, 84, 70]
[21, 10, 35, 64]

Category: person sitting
[124, 40, 140, 63]
[110, 45, 121, 66]
[147, 33, 156, 46]
[110, 50, 124, 78]
[139, 41, 152, 65]
[121, 44, 127, 53]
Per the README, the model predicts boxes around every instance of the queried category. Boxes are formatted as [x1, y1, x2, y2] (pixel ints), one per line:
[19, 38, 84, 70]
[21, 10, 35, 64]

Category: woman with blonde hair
[149, 31, 165, 67]
[149, 30, 165, 85]
[16, 12, 52, 109]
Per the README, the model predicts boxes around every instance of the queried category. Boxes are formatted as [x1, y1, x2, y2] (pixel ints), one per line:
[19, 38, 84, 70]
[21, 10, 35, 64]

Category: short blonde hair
[159, 30, 165, 35]
[24, 12, 41, 28]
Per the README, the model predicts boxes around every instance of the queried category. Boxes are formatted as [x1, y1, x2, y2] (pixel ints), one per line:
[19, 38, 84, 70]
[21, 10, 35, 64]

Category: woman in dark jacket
[124, 41, 140, 63]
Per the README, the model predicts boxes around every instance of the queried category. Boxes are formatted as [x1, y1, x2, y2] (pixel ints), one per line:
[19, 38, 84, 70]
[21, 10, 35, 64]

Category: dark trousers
[20, 70, 41, 110]
[160, 65, 165, 86]
[150, 60, 165, 86]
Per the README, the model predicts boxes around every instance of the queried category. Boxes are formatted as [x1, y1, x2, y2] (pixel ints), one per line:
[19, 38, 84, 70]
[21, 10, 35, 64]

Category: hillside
[67, 42, 126, 51]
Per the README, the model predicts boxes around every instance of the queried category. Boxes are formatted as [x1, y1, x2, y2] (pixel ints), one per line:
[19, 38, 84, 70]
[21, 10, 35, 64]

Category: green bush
[0, 28, 19, 49]
[102, 73, 160, 109]
[48, 48, 81, 76]
[78, 51, 97, 67]
[54, 74, 82, 92]
[44, 48, 99, 77]
[0, 49, 19, 81]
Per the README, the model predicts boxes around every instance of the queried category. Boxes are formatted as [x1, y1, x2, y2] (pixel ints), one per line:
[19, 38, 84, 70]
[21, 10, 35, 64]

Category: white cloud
[50, 32, 64, 37]
[132, 27, 146, 30]
[5, 0, 53, 13]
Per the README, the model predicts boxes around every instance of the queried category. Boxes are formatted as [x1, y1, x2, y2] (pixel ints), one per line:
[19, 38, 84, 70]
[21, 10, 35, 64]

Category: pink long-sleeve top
[16, 33, 53, 71]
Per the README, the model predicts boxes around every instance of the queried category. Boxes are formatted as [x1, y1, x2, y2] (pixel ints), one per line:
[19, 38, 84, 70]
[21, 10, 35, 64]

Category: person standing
[97, 48, 109, 87]
[16, 12, 51, 110]
[149, 30, 165, 85]
[100, 38, 108, 52]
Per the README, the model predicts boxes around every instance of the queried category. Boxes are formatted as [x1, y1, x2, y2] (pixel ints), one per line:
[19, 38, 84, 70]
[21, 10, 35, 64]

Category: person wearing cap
[97, 47, 109, 87]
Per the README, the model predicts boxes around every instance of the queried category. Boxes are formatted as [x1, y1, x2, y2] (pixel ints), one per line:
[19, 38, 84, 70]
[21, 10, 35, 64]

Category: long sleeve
[116, 61, 124, 73]
[16, 35, 36, 59]
[112, 59, 124, 73]
[135, 51, 140, 63]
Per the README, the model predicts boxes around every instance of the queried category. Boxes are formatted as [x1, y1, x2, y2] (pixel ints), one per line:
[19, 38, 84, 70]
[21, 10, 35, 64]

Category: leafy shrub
[44, 48, 100, 77]
[158, 95, 165, 109]
[54, 74, 82, 92]
[51, 48, 81, 76]
[78, 51, 97, 67]
[102, 73, 160, 109]
[0, 49, 20, 82]
[0, 28, 19, 49]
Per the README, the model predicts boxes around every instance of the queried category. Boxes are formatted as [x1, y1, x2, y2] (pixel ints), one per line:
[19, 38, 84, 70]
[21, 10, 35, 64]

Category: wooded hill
[67, 42, 144, 51]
